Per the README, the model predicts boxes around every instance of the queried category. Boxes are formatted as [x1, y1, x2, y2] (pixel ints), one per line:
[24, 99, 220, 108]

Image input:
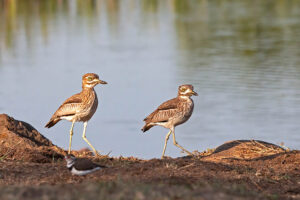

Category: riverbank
[0, 114, 299, 200]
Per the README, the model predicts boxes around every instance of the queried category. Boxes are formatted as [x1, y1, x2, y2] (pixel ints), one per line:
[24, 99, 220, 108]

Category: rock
[0, 114, 64, 163]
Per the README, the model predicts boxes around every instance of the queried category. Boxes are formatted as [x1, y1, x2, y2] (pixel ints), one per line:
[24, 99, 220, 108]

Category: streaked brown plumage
[142, 84, 198, 158]
[45, 73, 107, 155]
[45, 87, 98, 128]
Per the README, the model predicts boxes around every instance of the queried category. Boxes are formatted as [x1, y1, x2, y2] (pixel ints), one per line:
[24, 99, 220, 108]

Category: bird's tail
[45, 117, 61, 128]
[141, 123, 154, 132]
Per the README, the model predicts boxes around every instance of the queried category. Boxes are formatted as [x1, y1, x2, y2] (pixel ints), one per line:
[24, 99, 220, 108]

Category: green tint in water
[0, 0, 300, 158]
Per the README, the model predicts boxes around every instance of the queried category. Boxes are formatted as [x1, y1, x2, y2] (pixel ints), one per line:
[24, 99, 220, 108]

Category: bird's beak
[191, 90, 198, 96]
[97, 79, 107, 84]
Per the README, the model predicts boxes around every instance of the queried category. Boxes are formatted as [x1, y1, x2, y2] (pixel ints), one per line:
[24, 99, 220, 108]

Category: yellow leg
[82, 122, 100, 156]
[68, 121, 75, 154]
[171, 128, 193, 156]
[161, 130, 172, 159]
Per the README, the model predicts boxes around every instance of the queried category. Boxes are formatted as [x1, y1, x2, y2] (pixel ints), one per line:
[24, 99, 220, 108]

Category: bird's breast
[76, 90, 98, 121]
[173, 98, 194, 125]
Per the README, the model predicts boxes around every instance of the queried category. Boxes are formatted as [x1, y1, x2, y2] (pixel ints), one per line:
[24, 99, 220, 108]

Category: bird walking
[142, 85, 198, 159]
[45, 73, 107, 156]
[64, 155, 106, 175]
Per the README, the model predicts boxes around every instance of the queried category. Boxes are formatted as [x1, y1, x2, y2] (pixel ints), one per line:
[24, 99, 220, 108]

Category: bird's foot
[93, 150, 102, 157]
[161, 155, 172, 160]
[180, 150, 194, 157]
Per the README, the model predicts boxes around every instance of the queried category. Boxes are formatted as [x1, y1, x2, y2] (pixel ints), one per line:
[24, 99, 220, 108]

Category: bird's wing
[74, 158, 103, 170]
[52, 93, 83, 118]
[144, 98, 179, 123]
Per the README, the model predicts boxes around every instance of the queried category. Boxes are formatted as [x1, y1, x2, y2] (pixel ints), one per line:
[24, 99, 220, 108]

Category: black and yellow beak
[191, 90, 198, 96]
[97, 79, 107, 84]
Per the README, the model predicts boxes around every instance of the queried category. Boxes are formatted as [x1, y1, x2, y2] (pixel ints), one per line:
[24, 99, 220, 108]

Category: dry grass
[0, 114, 299, 200]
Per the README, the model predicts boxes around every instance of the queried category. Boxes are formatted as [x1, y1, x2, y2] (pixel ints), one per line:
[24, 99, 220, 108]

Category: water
[1, 0, 300, 159]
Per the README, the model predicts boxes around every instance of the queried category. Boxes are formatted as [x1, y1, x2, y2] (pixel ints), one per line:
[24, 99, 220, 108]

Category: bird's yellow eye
[87, 77, 93, 81]
[180, 88, 187, 92]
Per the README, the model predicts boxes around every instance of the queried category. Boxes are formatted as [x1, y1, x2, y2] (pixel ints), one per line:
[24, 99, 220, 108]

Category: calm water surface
[1, 0, 300, 158]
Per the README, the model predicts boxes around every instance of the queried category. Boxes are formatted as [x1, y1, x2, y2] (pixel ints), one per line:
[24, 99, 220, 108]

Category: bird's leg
[82, 122, 101, 156]
[68, 121, 75, 154]
[161, 130, 172, 159]
[171, 128, 193, 156]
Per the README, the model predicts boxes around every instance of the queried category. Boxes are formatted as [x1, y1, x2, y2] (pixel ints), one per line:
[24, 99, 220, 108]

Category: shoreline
[0, 114, 299, 200]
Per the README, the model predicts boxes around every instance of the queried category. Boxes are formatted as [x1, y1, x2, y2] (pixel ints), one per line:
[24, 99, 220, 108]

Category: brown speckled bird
[45, 73, 107, 155]
[142, 85, 198, 158]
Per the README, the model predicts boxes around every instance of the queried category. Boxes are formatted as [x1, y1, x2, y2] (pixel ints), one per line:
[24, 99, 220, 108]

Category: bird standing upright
[142, 85, 198, 159]
[45, 73, 107, 156]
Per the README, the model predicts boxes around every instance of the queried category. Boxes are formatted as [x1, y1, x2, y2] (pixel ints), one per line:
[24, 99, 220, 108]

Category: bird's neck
[82, 82, 96, 89]
[178, 95, 191, 101]
[66, 161, 75, 169]
[82, 86, 95, 92]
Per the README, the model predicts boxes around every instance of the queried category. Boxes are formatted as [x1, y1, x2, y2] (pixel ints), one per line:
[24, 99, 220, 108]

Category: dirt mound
[203, 140, 287, 162]
[0, 114, 64, 162]
[0, 114, 299, 199]
[0, 151, 299, 199]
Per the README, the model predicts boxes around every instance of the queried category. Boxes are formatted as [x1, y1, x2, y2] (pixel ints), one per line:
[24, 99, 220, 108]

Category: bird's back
[73, 158, 106, 170]
[45, 89, 98, 128]
[144, 98, 179, 124]
[142, 96, 194, 132]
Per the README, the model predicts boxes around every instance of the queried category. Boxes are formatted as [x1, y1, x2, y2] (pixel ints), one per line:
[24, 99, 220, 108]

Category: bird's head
[82, 73, 107, 89]
[178, 84, 198, 98]
[64, 154, 76, 167]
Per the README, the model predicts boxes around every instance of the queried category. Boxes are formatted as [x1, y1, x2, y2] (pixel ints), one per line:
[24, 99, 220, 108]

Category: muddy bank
[0, 114, 64, 162]
[0, 114, 97, 162]
[0, 150, 299, 200]
[0, 114, 299, 200]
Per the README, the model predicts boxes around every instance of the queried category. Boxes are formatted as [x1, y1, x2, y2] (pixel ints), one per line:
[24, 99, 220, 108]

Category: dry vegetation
[0, 114, 299, 200]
